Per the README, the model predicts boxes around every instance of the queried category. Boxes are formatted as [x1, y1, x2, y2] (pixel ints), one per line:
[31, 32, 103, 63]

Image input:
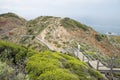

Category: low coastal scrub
[26, 51, 104, 80]
[0, 40, 104, 80]
[61, 18, 89, 31]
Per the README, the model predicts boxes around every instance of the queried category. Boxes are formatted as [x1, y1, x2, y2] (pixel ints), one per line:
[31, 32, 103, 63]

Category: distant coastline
[76, 18, 120, 36]
[90, 25, 120, 35]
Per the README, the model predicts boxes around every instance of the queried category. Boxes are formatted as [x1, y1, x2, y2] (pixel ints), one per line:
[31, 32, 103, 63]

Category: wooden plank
[74, 51, 120, 73]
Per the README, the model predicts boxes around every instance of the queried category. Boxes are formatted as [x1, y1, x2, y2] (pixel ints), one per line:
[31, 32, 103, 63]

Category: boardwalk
[74, 52, 120, 73]
[89, 60, 120, 73]
[36, 37, 54, 50]
[20, 35, 120, 78]
[20, 35, 54, 50]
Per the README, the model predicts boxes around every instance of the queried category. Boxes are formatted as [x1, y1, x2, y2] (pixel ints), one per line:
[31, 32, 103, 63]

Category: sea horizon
[90, 25, 120, 35]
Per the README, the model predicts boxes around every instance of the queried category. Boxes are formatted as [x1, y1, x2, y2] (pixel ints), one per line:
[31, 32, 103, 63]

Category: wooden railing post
[110, 57, 114, 80]
[77, 50, 78, 57]
[97, 60, 99, 70]
[82, 55, 84, 61]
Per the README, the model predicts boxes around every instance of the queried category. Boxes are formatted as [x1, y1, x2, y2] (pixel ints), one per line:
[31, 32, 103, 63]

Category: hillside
[0, 12, 26, 34]
[0, 40, 105, 80]
[25, 16, 119, 56]
[0, 13, 120, 59]
[110, 36, 120, 50]
[0, 13, 120, 79]
[0, 12, 27, 43]
[0, 13, 119, 56]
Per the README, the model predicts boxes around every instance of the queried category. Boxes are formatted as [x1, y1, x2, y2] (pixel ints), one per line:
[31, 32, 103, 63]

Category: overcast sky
[0, 0, 120, 26]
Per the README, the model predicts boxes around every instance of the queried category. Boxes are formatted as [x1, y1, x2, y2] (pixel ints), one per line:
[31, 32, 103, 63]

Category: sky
[0, 0, 120, 33]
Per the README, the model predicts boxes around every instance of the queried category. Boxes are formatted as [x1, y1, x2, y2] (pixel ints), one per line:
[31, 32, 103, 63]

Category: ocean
[73, 17, 120, 35]
[90, 25, 120, 35]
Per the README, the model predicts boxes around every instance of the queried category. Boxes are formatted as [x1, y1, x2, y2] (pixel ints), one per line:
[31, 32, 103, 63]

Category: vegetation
[1, 35, 9, 40]
[0, 61, 15, 80]
[41, 16, 53, 21]
[1, 12, 120, 79]
[0, 12, 20, 19]
[0, 41, 36, 71]
[61, 17, 89, 31]
[26, 50, 104, 80]
[0, 40, 27, 64]
[0, 61, 29, 80]
[109, 36, 120, 49]
[86, 51, 97, 60]
[0, 40, 32, 80]
[0, 40, 105, 80]
[27, 16, 54, 35]
[95, 34, 106, 41]
[27, 20, 46, 35]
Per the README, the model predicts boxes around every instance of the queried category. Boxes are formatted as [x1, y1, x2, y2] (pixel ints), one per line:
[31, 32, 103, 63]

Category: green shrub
[0, 61, 29, 80]
[95, 34, 106, 41]
[38, 69, 79, 80]
[0, 61, 15, 80]
[1, 35, 9, 40]
[56, 44, 61, 48]
[61, 18, 89, 31]
[0, 40, 105, 80]
[88, 69, 103, 79]
[0, 40, 28, 64]
[26, 51, 60, 79]
[86, 51, 97, 59]
[59, 53, 103, 80]
[0, 12, 20, 19]
[27, 17, 50, 35]
[41, 16, 53, 21]
[26, 51, 104, 80]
